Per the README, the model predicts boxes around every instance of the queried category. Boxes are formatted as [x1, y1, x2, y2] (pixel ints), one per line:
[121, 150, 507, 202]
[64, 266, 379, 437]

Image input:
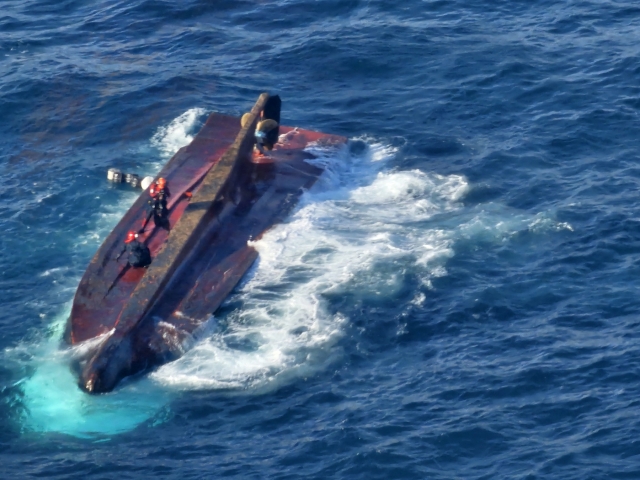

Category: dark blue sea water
[2, 0, 640, 477]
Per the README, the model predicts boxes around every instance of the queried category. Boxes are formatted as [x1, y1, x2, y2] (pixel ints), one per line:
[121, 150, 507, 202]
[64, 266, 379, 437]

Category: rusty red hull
[67, 95, 346, 393]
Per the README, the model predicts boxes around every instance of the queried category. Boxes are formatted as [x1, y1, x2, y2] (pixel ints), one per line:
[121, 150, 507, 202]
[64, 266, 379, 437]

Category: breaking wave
[151, 108, 207, 159]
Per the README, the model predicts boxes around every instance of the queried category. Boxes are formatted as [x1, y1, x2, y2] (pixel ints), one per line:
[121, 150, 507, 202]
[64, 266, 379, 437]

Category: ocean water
[2, 0, 640, 477]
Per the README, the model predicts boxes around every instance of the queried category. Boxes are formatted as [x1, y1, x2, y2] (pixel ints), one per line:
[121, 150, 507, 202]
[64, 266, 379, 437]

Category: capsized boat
[66, 93, 346, 393]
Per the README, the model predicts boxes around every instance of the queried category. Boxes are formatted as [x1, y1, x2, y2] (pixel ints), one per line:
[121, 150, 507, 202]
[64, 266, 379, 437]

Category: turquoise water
[17, 305, 171, 437]
[2, 0, 640, 478]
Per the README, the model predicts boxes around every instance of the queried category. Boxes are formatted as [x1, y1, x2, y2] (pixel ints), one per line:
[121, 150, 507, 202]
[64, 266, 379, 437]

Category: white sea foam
[151, 108, 206, 159]
[151, 141, 468, 391]
[458, 203, 574, 242]
[19, 129, 569, 418]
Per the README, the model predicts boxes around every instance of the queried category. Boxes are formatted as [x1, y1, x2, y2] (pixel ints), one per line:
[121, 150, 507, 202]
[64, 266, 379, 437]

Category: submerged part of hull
[68, 94, 346, 393]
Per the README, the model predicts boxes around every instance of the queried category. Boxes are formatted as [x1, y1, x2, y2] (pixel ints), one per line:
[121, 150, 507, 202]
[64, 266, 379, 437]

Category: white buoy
[140, 176, 154, 191]
[107, 168, 123, 182]
[124, 173, 140, 187]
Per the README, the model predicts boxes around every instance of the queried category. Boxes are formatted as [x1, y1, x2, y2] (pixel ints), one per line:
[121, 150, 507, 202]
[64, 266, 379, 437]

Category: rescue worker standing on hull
[141, 177, 171, 231]
[118, 231, 151, 268]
